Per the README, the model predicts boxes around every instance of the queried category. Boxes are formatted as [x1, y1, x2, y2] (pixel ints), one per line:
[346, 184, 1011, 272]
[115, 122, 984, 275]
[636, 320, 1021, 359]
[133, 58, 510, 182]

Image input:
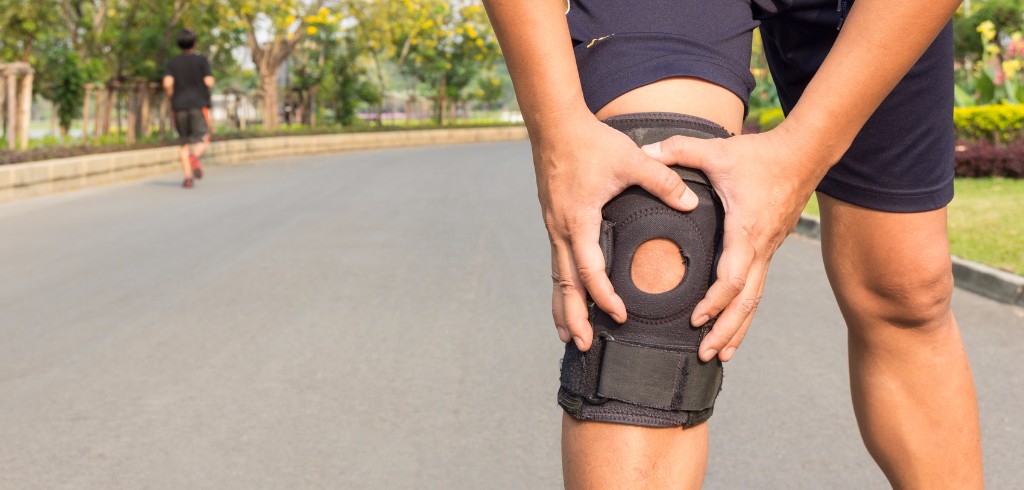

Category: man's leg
[193, 108, 211, 158]
[560, 77, 743, 490]
[191, 140, 209, 159]
[818, 194, 983, 489]
[179, 144, 193, 179]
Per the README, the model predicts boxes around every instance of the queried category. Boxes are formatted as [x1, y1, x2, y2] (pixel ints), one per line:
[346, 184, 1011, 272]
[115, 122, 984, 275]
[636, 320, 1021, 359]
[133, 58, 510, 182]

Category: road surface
[1, 142, 1021, 488]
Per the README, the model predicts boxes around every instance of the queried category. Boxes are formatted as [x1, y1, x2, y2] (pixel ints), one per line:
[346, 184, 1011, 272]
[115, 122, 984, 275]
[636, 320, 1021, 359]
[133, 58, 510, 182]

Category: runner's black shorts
[567, 0, 954, 212]
[174, 108, 210, 145]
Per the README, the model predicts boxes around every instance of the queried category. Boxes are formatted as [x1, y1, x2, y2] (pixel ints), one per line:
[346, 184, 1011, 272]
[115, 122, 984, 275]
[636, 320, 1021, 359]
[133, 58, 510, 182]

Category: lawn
[802, 178, 1024, 275]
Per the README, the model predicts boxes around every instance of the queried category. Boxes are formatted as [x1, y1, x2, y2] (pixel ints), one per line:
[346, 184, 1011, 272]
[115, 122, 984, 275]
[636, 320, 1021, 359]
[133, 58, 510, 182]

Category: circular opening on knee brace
[631, 238, 686, 294]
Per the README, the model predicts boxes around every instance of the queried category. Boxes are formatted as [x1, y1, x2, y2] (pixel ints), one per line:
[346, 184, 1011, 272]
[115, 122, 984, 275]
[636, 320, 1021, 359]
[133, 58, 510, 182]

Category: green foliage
[28, 134, 63, 149]
[52, 50, 87, 134]
[953, 104, 1024, 143]
[954, 0, 1024, 62]
[326, 36, 381, 125]
[757, 107, 786, 131]
[749, 30, 780, 110]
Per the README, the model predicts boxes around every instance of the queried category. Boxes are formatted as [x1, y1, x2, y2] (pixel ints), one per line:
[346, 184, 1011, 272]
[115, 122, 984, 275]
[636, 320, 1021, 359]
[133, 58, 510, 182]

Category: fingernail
[693, 314, 710, 327]
[681, 188, 699, 208]
[702, 348, 718, 362]
[641, 142, 661, 156]
[721, 346, 736, 359]
[614, 295, 627, 323]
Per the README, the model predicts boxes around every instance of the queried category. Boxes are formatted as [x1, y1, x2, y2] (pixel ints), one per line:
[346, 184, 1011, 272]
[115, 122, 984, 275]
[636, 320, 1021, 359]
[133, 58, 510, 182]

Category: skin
[163, 47, 215, 181]
[483, 0, 983, 488]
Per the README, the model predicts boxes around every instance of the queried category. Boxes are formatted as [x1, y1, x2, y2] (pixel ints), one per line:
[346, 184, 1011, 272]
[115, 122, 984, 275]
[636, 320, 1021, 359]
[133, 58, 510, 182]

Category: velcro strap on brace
[557, 112, 729, 429]
[597, 335, 722, 411]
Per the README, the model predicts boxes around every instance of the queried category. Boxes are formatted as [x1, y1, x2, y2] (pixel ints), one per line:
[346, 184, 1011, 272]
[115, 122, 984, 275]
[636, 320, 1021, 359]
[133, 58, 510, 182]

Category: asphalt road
[1, 142, 1021, 489]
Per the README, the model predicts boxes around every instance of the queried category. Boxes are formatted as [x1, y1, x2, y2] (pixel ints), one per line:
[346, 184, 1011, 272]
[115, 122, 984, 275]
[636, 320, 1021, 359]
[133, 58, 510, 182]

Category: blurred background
[1, 0, 1018, 275]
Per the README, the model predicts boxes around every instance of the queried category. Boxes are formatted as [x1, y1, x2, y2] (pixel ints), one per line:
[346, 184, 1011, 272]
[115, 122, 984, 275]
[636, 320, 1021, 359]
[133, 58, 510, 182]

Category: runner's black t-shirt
[165, 53, 211, 110]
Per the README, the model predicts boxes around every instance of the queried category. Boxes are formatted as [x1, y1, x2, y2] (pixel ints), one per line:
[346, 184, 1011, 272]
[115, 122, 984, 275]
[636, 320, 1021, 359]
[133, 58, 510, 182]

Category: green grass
[948, 178, 1024, 274]
[802, 178, 1024, 274]
[804, 193, 820, 217]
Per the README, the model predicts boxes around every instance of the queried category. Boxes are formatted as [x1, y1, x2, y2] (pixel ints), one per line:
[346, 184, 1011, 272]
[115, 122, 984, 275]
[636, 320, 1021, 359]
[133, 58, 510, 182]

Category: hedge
[954, 140, 1024, 177]
[952, 104, 1024, 144]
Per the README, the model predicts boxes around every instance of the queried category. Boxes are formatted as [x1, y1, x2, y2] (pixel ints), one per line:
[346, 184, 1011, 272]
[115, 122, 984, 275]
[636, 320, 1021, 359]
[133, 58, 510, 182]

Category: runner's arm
[162, 75, 174, 97]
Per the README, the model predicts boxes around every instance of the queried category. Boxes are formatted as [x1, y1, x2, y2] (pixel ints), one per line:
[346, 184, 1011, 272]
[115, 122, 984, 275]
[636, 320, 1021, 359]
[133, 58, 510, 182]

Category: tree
[325, 34, 381, 125]
[401, 2, 502, 124]
[225, 0, 329, 130]
[51, 50, 87, 136]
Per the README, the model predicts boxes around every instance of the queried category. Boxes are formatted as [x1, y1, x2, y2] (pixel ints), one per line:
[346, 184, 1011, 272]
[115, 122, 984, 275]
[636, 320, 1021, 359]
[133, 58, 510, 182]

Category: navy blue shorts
[567, 0, 955, 212]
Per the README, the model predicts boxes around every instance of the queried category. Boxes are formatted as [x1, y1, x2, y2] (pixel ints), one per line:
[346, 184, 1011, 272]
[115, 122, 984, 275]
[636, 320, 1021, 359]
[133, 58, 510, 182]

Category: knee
[847, 258, 954, 331]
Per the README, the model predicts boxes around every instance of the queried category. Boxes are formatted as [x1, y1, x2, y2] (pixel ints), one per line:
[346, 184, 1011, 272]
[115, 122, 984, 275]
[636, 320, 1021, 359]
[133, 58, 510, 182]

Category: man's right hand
[532, 108, 702, 351]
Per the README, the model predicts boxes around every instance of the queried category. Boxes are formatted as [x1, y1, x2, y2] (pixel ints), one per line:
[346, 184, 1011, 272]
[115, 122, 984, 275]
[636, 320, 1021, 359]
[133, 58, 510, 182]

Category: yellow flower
[1013, 32, 1023, 42]
[465, 23, 477, 39]
[318, 7, 329, 17]
[1003, 59, 1022, 78]
[977, 20, 997, 42]
[986, 44, 1001, 55]
[306, 26, 318, 36]
[475, 38, 484, 47]
[285, 14, 296, 25]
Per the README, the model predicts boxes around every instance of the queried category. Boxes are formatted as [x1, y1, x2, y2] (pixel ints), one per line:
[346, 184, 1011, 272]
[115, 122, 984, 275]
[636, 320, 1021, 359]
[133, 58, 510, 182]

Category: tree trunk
[81, 84, 92, 138]
[308, 86, 318, 128]
[95, 87, 106, 136]
[0, 76, 6, 143]
[436, 75, 447, 126]
[371, 51, 387, 126]
[101, 83, 114, 136]
[260, 73, 279, 131]
[5, 73, 16, 150]
[125, 85, 136, 145]
[115, 84, 123, 139]
[50, 101, 58, 137]
[159, 96, 168, 139]
[143, 84, 157, 137]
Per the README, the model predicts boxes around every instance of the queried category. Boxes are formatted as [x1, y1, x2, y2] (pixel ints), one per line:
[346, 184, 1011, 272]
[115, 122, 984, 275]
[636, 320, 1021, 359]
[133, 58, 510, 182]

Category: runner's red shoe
[183, 178, 194, 189]
[189, 155, 203, 179]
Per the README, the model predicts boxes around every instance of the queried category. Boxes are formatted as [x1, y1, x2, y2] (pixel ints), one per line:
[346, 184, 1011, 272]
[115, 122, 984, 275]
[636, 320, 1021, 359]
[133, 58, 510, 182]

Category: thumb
[641, 135, 716, 170]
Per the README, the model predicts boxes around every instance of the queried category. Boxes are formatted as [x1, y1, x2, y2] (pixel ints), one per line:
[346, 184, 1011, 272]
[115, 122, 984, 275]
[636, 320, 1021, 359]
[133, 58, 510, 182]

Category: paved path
[1, 142, 1021, 489]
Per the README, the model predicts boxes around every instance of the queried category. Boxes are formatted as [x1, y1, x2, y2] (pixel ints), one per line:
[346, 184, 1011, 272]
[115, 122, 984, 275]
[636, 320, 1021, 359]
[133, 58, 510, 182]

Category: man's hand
[641, 123, 831, 362]
[535, 109, 704, 352]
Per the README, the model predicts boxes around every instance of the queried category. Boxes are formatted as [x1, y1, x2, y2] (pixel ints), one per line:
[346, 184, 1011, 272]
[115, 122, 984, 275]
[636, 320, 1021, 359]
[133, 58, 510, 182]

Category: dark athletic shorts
[567, 0, 955, 212]
[174, 108, 210, 145]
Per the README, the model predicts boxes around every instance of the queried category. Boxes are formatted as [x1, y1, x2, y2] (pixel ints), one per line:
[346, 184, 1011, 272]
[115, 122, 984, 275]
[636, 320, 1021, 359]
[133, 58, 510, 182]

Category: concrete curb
[0, 126, 529, 205]
[794, 214, 1024, 307]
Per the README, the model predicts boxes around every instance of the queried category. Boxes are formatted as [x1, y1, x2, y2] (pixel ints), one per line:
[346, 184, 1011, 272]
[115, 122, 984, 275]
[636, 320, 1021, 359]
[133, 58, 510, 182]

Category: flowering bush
[955, 20, 1024, 105]
[954, 104, 1024, 143]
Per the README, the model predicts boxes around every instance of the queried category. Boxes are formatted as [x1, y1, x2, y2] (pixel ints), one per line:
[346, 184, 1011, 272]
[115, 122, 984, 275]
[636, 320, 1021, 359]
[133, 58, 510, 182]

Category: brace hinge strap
[594, 337, 722, 411]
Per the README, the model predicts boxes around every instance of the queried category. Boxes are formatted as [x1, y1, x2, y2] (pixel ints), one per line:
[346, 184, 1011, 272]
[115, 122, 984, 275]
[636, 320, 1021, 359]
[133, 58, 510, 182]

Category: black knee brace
[558, 113, 728, 428]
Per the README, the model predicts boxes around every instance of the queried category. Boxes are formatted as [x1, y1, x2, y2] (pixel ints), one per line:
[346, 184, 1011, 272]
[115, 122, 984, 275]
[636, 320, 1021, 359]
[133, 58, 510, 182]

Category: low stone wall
[0, 126, 529, 204]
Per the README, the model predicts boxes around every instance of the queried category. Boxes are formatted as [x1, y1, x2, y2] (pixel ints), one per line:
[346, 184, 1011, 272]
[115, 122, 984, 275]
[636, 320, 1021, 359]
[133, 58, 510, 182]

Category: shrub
[954, 139, 1024, 177]
[953, 104, 1024, 144]
[757, 107, 785, 131]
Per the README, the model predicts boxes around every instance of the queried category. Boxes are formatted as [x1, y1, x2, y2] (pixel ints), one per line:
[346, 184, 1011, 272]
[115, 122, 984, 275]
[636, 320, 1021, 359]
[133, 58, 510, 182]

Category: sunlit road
[1, 142, 1021, 489]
